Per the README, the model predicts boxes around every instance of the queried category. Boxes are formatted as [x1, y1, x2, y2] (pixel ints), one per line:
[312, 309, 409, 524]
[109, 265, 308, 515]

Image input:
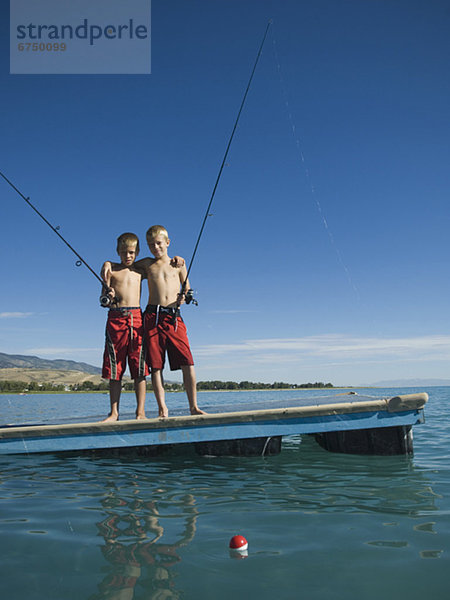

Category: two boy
[101, 227, 204, 420]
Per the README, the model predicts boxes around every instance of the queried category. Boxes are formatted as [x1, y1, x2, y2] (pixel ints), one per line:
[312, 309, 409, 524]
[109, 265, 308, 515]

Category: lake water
[0, 387, 448, 599]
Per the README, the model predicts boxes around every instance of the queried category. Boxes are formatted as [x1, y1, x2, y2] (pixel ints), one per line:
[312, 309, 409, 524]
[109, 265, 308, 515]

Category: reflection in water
[84, 440, 444, 600]
[264, 437, 441, 516]
[0, 421, 447, 600]
[90, 484, 198, 600]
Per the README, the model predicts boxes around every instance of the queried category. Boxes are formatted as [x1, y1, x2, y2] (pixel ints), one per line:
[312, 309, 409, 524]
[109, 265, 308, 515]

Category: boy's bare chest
[148, 263, 178, 284]
[111, 267, 141, 286]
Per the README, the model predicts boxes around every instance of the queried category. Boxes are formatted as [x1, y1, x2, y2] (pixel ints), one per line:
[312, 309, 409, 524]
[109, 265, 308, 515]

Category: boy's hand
[103, 286, 115, 299]
[176, 289, 198, 307]
[171, 256, 185, 268]
[99, 286, 116, 308]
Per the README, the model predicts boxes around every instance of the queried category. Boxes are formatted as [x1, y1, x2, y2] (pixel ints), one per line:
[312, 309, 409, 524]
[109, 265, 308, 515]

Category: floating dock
[0, 392, 427, 456]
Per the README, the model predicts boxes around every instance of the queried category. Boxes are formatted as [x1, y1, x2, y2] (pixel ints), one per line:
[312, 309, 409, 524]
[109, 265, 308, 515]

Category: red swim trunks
[102, 308, 149, 380]
[143, 307, 194, 371]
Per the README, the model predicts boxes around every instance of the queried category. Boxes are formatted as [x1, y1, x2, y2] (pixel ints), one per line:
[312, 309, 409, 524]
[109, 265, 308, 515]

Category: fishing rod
[179, 20, 272, 308]
[0, 169, 109, 296]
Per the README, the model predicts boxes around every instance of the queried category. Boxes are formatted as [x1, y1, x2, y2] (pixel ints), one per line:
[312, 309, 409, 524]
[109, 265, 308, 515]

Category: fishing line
[271, 34, 360, 302]
[179, 20, 272, 302]
[0, 169, 106, 288]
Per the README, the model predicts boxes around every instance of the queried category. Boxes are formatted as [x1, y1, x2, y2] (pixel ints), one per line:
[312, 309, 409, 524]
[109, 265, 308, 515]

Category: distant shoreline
[1, 386, 372, 396]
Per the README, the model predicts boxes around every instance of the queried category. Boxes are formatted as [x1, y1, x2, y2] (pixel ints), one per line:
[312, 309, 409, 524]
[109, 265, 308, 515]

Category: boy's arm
[177, 264, 190, 305]
[177, 263, 198, 306]
[101, 261, 112, 285]
[134, 257, 152, 279]
[100, 261, 115, 301]
[135, 256, 183, 268]
[134, 256, 184, 279]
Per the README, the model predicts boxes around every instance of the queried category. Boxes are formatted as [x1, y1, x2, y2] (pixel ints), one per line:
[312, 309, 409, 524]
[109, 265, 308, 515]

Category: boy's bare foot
[190, 407, 206, 415]
[101, 413, 119, 422]
[135, 414, 148, 420]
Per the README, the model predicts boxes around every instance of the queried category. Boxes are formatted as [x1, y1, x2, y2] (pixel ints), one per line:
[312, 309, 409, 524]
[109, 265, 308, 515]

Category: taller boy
[142, 225, 205, 417]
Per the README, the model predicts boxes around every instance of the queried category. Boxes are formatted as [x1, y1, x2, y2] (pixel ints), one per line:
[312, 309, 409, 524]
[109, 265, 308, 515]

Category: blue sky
[1, 0, 450, 386]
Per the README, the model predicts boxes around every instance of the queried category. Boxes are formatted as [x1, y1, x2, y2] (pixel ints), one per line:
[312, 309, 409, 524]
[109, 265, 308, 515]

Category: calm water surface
[0, 387, 448, 599]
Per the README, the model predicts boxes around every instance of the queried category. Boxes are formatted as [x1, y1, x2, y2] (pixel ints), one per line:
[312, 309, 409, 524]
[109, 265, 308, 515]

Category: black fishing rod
[179, 20, 272, 307]
[0, 169, 107, 290]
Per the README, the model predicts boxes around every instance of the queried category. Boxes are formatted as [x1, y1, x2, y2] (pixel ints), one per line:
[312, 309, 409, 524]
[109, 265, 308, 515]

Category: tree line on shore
[0, 379, 334, 393]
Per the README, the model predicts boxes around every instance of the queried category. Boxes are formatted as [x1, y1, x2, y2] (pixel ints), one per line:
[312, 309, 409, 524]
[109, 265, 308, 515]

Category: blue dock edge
[0, 393, 427, 456]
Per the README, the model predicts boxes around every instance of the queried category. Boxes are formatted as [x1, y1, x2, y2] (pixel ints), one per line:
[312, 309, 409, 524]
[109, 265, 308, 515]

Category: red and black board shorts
[102, 307, 149, 380]
[144, 308, 194, 371]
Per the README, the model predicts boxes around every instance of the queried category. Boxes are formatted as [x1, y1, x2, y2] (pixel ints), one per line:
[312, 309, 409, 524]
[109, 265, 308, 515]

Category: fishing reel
[100, 294, 113, 308]
[184, 289, 198, 306]
[100, 289, 119, 308]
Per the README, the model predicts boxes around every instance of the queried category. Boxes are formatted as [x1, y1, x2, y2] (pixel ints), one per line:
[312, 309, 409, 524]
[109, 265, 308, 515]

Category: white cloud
[192, 333, 450, 384]
[26, 347, 102, 356]
[194, 334, 450, 361]
[209, 309, 257, 314]
[0, 312, 34, 318]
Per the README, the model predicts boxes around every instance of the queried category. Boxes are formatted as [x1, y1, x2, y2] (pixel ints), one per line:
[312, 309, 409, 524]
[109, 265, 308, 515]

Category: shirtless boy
[141, 225, 205, 418]
[101, 232, 149, 421]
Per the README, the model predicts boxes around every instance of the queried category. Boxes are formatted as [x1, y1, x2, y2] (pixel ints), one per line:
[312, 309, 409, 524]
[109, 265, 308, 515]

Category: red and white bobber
[229, 535, 248, 552]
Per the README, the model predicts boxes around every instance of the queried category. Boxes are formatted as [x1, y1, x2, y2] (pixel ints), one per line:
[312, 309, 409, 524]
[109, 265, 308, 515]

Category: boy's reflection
[90, 486, 198, 600]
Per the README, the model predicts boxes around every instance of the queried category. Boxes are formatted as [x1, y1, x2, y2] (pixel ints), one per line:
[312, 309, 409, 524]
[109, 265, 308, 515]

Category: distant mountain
[368, 378, 450, 388]
[0, 352, 101, 375]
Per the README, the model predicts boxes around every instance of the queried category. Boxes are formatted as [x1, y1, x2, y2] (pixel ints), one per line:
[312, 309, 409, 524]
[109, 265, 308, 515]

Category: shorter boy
[141, 225, 205, 417]
[101, 232, 149, 421]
